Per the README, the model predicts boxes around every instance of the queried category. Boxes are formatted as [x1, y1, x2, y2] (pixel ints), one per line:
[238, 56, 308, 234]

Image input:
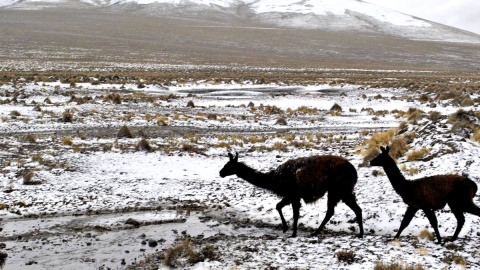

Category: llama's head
[370, 146, 391, 167]
[219, 152, 239, 178]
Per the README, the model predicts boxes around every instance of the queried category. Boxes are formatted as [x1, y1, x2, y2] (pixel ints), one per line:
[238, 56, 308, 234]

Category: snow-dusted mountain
[1, 0, 480, 71]
[0, 0, 472, 39]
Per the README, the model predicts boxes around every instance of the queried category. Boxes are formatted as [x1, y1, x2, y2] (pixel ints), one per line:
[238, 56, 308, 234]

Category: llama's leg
[291, 199, 301, 237]
[276, 197, 291, 233]
[343, 193, 364, 238]
[423, 209, 442, 244]
[449, 210, 465, 242]
[395, 206, 418, 240]
[311, 194, 340, 237]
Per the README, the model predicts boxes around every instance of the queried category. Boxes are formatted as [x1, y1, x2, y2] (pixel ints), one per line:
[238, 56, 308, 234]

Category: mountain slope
[1, 0, 479, 71]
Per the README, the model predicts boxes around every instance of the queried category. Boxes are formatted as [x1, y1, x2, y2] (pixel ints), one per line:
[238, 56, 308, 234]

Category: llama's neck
[235, 162, 276, 191]
[381, 157, 411, 196]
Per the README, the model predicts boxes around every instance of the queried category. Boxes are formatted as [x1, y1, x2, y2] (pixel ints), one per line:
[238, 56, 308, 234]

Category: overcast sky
[366, 0, 480, 35]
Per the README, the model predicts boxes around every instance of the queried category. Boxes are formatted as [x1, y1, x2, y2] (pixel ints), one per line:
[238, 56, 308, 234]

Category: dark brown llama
[370, 146, 480, 243]
[219, 152, 364, 238]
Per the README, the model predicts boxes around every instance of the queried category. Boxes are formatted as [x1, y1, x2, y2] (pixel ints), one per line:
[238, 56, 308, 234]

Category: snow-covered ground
[1, 79, 480, 269]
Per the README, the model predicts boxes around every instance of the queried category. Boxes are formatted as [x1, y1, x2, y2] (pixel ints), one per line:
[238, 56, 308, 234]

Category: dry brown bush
[117, 125, 134, 139]
[374, 261, 425, 270]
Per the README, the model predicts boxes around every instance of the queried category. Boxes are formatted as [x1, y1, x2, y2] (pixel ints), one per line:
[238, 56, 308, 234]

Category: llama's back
[274, 155, 357, 203]
[408, 175, 477, 209]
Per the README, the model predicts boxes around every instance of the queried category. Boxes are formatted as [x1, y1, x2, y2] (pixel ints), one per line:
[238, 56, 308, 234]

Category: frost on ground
[0, 77, 480, 269]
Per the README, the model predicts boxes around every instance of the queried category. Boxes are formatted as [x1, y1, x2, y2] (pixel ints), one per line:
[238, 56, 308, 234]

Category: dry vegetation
[1, 69, 480, 269]
[374, 261, 425, 270]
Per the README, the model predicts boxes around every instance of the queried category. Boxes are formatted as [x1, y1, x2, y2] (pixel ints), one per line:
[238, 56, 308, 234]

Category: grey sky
[366, 0, 480, 35]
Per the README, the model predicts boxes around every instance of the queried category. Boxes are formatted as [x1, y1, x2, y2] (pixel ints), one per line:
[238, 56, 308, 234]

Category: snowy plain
[0, 78, 480, 269]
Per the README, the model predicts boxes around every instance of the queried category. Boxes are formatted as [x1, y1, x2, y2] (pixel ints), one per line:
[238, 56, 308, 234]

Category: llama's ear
[385, 146, 390, 153]
[228, 153, 234, 160]
[380, 146, 386, 153]
[234, 152, 239, 162]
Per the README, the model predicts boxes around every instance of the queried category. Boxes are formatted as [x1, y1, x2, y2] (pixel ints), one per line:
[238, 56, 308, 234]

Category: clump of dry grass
[442, 253, 467, 267]
[61, 109, 74, 123]
[10, 110, 21, 117]
[259, 104, 283, 115]
[294, 106, 318, 115]
[400, 164, 419, 176]
[448, 109, 480, 139]
[104, 93, 122, 104]
[273, 142, 288, 152]
[405, 108, 425, 123]
[22, 170, 41, 185]
[163, 239, 217, 268]
[275, 117, 287, 125]
[136, 138, 153, 152]
[62, 136, 73, 146]
[117, 125, 134, 139]
[406, 147, 430, 161]
[0, 203, 9, 210]
[428, 111, 442, 122]
[156, 116, 168, 126]
[472, 128, 480, 143]
[374, 261, 425, 270]
[330, 103, 342, 112]
[207, 113, 218, 120]
[164, 240, 195, 268]
[361, 126, 408, 165]
[24, 134, 37, 143]
[417, 229, 434, 241]
[418, 94, 430, 103]
[336, 250, 355, 264]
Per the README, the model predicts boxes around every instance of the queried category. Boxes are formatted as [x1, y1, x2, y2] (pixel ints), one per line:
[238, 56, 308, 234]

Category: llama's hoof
[289, 234, 297, 238]
[282, 226, 289, 233]
[357, 234, 364, 239]
[310, 231, 320, 237]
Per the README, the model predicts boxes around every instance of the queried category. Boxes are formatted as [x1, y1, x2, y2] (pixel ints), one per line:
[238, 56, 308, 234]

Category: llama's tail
[464, 177, 478, 196]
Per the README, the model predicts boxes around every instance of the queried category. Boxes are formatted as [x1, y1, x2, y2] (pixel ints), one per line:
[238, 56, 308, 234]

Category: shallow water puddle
[0, 211, 230, 269]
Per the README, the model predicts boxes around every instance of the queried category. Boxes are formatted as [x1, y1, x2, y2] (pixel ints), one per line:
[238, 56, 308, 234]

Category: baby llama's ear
[234, 152, 239, 162]
[228, 153, 234, 160]
[385, 146, 390, 153]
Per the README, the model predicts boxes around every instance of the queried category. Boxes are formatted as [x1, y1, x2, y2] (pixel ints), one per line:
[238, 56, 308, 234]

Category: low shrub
[330, 103, 343, 112]
[417, 229, 434, 241]
[61, 109, 74, 123]
[117, 125, 134, 139]
[10, 110, 21, 117]
[361, 127, 408, 165]
[207, 114, 218, 120]
[24, 134, 37, 143]
[374, 261, 425, 270]
[163, 240, 196, 267]
[406, 147, 430, 161]
[442, 253, 467, 267]
[273, 142, 288, 152]
[63, 136, 73, 146]
[448, 109, 480, 138]
[336, 250, 355, 264]
[428, 111, 442, 122]
[22, 170, 41, 185]
[136, 138, 153, 152]
[276, 117, 287, 125]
